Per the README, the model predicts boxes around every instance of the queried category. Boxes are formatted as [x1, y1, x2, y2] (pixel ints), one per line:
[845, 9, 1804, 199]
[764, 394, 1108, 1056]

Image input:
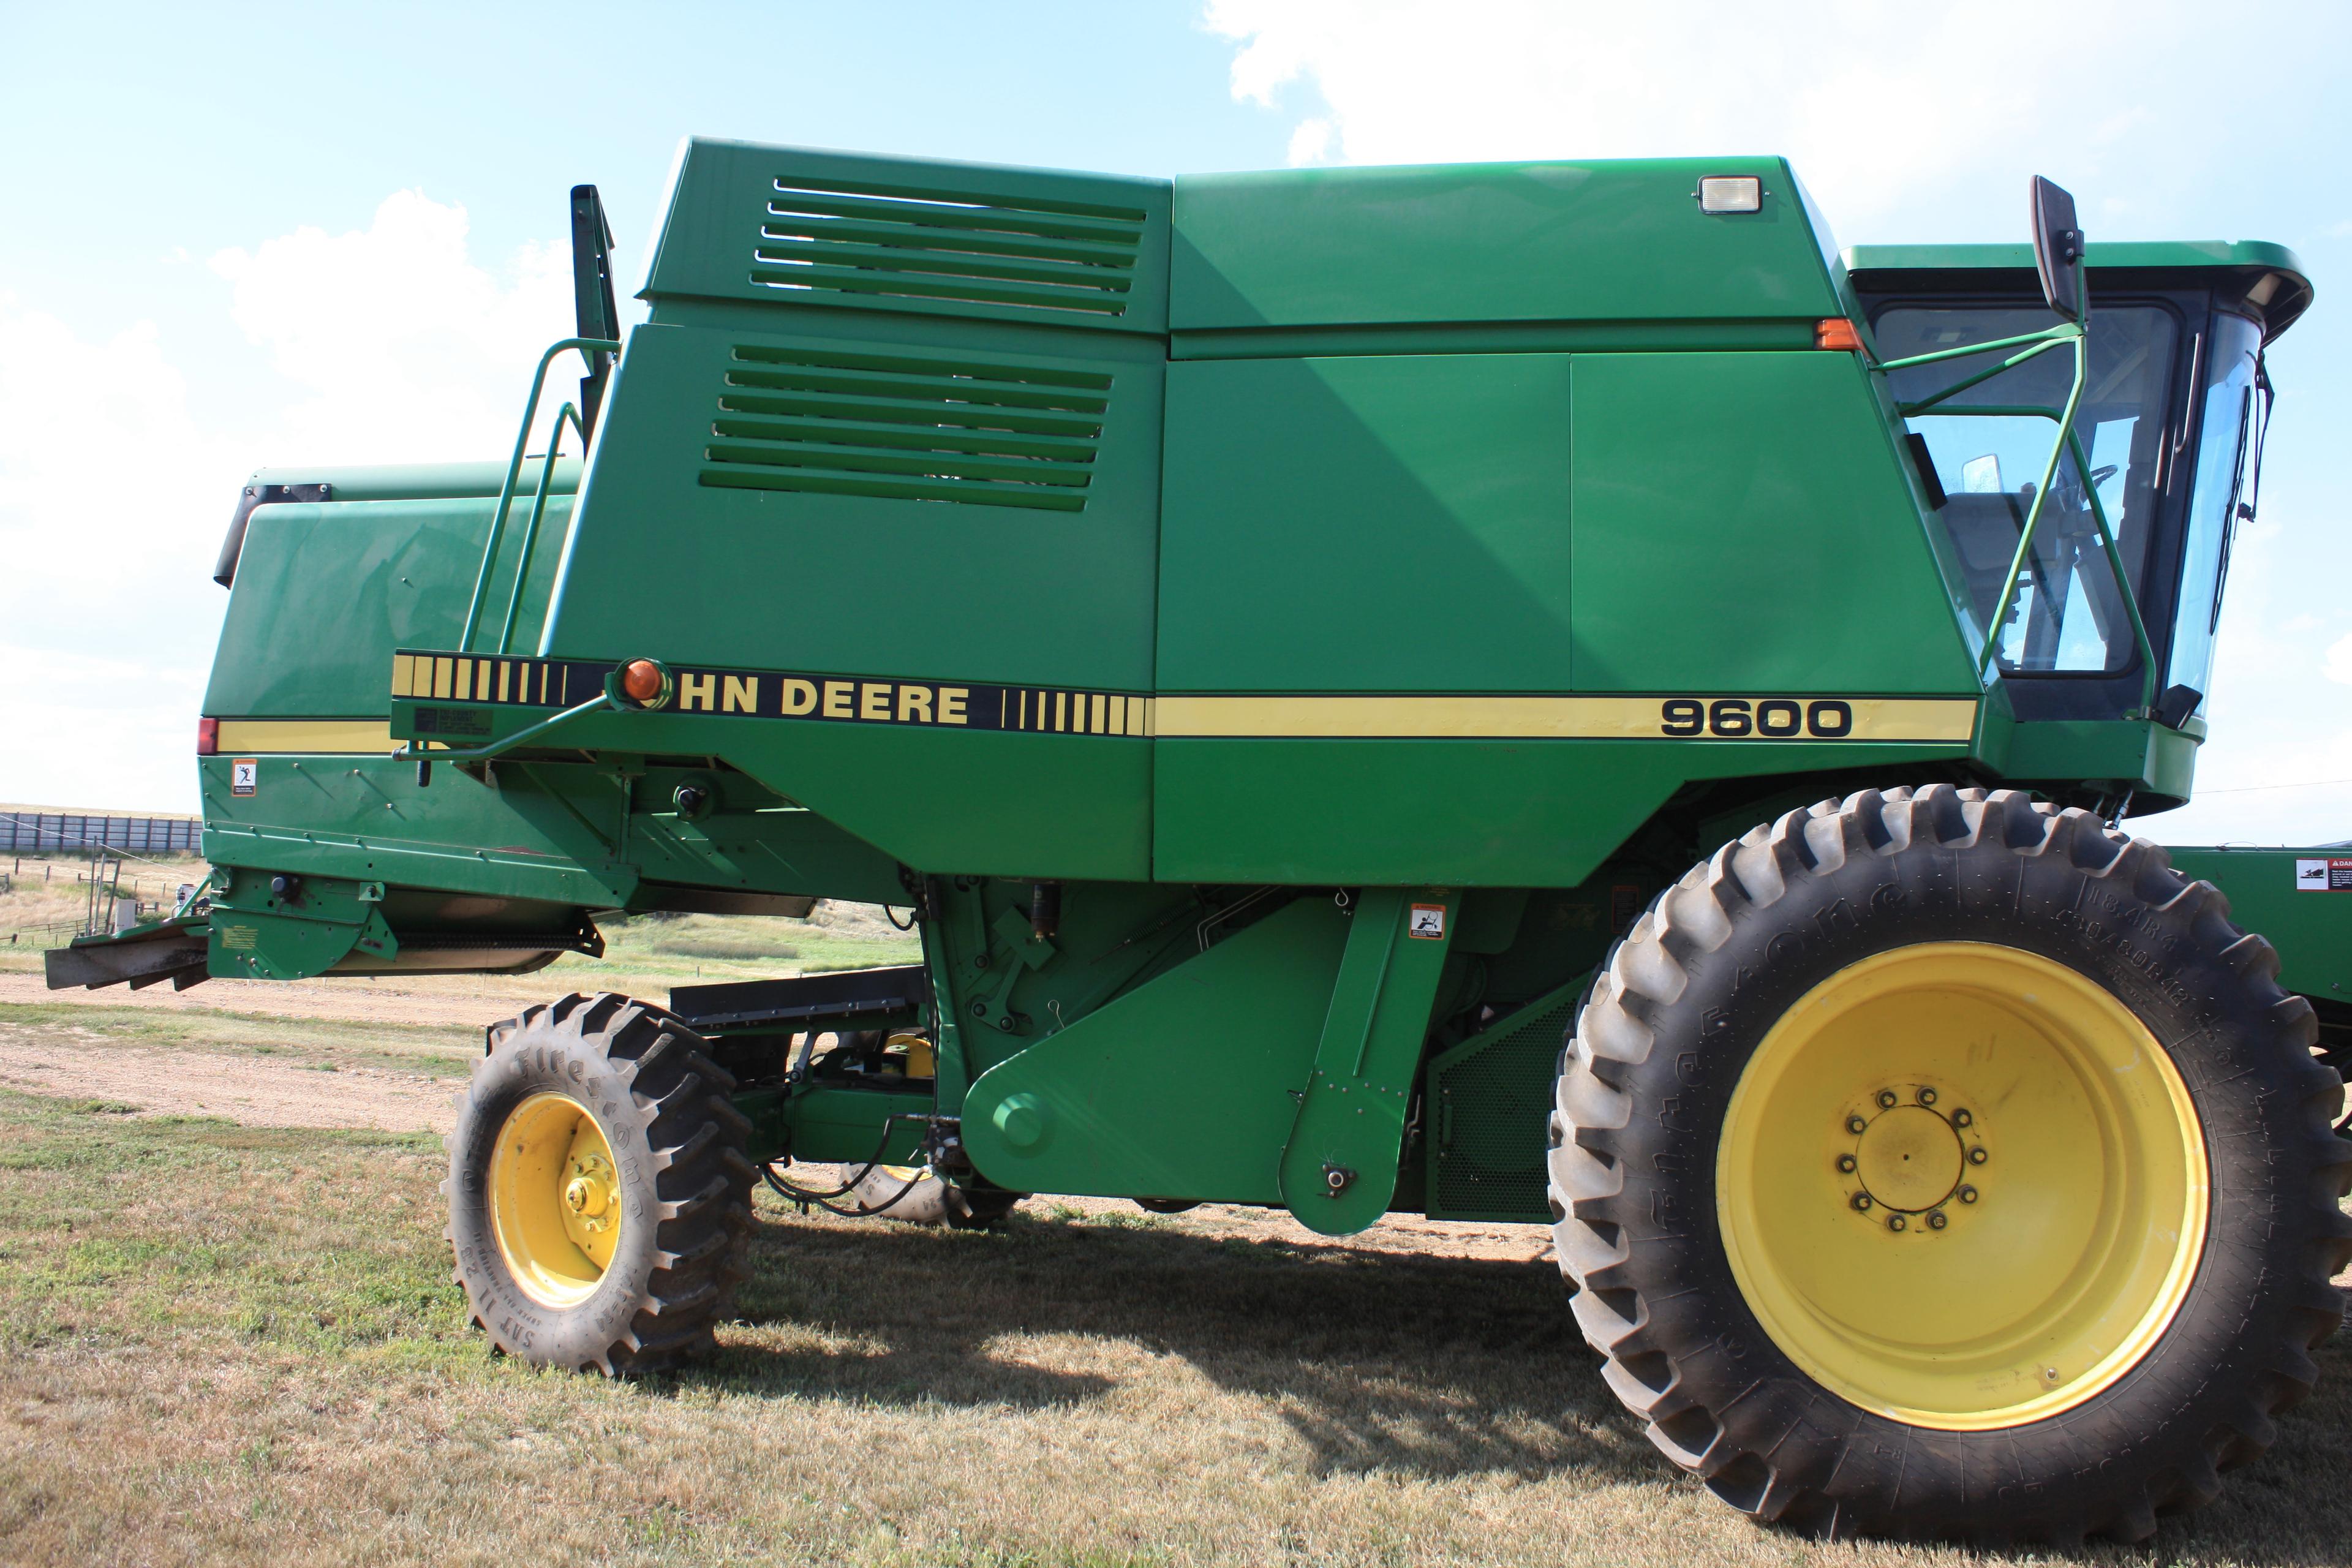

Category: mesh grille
[699, 344, 1111, 512]
[751, 174, 1147, 319]
[1430, 997, 1578, 1221]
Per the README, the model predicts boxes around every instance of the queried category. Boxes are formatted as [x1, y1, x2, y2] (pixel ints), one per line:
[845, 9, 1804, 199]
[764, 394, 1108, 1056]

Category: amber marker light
[620, 660, 664, 703]
[1817, 317, 1863, 352]
[197, 717, 219, 755]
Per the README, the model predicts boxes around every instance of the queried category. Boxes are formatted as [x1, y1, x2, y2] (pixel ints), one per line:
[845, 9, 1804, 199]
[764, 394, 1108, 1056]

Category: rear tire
[1549, 785, 2352, 1543]
[445, 992, 753, 1374]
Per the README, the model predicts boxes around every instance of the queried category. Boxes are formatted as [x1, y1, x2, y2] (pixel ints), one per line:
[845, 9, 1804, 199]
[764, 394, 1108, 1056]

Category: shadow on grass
[672, 1205, 2352, 1563]
[687, 1205, 1649, 1487]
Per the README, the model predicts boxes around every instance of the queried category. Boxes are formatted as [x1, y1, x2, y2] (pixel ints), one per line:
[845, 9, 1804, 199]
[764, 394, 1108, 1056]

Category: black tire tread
[1548, 785, 2352, 1544]
[443, 991, 755, 1376]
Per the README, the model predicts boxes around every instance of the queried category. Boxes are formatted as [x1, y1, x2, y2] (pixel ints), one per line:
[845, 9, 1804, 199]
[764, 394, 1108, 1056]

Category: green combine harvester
[50, 141, 2352, 1542]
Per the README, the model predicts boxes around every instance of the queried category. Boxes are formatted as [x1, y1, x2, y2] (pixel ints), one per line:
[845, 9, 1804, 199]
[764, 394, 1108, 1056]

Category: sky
[2, 0, 2348, 843]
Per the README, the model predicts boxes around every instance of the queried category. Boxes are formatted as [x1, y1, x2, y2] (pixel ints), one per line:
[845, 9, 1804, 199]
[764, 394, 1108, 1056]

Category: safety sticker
[1408, 903, 1447, 940]
[2294, 858, 2352, 891]
[230, 758, 258, 797]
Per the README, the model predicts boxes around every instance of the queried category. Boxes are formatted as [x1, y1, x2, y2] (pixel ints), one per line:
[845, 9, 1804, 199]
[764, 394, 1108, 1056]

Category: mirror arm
[2060, 426, 2160, 714]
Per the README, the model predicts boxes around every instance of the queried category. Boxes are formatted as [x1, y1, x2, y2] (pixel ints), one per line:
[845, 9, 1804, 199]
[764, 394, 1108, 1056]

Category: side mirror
[570, 184, 620, 435]
[2030, 176, 2085, 321]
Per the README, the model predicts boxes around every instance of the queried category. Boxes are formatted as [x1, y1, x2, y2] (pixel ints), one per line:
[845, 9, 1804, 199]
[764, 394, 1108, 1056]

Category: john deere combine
[52, 142, 2352, 1542]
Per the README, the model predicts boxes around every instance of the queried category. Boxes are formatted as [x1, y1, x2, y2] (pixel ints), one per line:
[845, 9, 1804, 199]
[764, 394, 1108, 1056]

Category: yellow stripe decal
[213, 720, 399, 755]
[1152, 695, 1977, 743]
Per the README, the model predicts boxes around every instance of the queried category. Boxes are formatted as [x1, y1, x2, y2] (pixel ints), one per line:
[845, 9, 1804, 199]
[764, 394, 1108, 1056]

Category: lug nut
[1917, 1087, 1937, 1106]
[1952, 1109, 1972, 1128]
[1927, 1211, 1948, 1230]
[2043, 1366, 2062, 1383]
[1836, 1154, 1857, 1174]
[1958, 1185, 1978, 1204]
[1968, 1147, 1989, 1165]
[1877, 1089, 1898, 1109]
[1888, 1213, 1907, 1231]
[1851, 1193, 1872, 1212]
[1847, 1115, 1868, 1135]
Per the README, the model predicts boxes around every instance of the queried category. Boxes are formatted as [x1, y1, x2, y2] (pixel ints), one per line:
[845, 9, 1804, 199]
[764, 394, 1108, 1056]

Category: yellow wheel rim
[489, 1092, 624, 1308]
[1716, 941, 2207, 1430]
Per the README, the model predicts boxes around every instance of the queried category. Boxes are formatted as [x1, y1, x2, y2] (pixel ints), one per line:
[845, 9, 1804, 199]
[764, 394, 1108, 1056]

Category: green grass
[0, 1001, 479, 1078]
[0, 1085, 2348, 1564]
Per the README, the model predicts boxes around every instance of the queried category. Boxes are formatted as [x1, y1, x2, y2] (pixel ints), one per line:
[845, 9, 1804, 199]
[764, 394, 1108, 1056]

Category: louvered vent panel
[751, 173, 1147, 319]
[699, 344, 1112, 513]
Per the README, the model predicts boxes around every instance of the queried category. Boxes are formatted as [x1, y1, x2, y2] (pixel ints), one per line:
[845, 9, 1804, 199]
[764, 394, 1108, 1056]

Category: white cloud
[2325, 632, 2352, 686]
[0, 192, 583, 812]
[209, 189, 576, 464]
[1200, 0, 2240, 233]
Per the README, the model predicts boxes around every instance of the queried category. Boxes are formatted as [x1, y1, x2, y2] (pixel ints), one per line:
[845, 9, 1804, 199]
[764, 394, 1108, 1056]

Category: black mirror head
[2030, 176, 2085, 321]
[2154, 683, 2203, 729]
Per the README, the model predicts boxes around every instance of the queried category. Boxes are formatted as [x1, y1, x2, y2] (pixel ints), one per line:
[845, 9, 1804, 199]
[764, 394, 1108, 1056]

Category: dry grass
[0, 1091, 2348, 1566]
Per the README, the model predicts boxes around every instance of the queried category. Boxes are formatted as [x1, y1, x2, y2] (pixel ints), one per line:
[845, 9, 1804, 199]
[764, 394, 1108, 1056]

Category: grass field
[0, 1080, 2350, 1566]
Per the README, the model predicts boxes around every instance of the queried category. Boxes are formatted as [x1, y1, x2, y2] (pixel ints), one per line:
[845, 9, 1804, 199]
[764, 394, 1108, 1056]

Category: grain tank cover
[1170, 157, 1842, 331]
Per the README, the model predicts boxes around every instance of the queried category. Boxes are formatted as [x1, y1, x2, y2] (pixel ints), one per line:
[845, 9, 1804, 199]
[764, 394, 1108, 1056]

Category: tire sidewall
[1600, 808, 2314, 1512]
[449, 1018, 663, 1366]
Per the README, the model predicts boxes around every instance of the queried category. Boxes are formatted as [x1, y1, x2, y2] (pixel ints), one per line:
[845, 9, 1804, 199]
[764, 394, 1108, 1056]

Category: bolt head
[1968, 1146, 1988, 1164]
[1952, 1109, 1972, 1128]
[1850, 1193, 1872, 1212]
[1927, 1211, 1948, 1230]
[2043, 1366, 2062, 1382]
[1958, 1185, 1978, 1204]
[1877, 1089, 1898, 1109]
[1887, 1213, 1907, 1231]
[1917, 1087, 1937, 1106]
[1836, 1154, 1856, 1174]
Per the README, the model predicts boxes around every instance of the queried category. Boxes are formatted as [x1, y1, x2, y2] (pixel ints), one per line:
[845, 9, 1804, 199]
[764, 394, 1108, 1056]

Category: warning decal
[230, 759, 258, 797]
[2295, 858, 2352, 891]
[1408, 903, 1447, 940]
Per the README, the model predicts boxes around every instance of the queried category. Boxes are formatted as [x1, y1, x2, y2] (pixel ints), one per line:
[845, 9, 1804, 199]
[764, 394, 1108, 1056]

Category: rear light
[197, 717, 218, 755]
[620, 659, 664, 703]
[1816, 317, 1862, 352]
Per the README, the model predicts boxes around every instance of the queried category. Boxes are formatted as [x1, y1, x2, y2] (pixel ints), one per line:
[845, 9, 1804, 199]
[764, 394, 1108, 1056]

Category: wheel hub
[1842, 1090, 1983, 1224]
[564, 1153, 617, 1232]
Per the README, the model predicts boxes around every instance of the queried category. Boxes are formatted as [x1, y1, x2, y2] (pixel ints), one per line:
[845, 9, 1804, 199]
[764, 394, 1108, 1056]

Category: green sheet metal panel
[1150, 736, 1970, 887]
[961, 896, 1352, 1202]
[204, 498, 570, 720]
[1170, 157, 1837, 331]
[643, 139, 1172, 337]
[2163, 847, 2352, 1003]
[1567, 350, 1977, 693]
[542, 321, 1164, 691]
[1158, 353, 1575, 692]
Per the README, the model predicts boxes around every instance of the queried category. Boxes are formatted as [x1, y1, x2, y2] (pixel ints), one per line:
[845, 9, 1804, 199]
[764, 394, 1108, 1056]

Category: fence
[1, 812, 201, 855]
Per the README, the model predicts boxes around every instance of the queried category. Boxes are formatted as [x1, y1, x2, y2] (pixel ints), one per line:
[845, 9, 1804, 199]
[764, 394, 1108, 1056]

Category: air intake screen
[1429, 993, 1581, 1223]
[699, 344, 1111, 513]
[752, 175, 1147, 320]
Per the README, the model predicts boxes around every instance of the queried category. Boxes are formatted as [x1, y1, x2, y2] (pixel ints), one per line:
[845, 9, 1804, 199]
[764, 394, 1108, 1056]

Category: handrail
[456, 337, 621, 654]
[495, 401, 587, 655]
[395, 692, 617, 765]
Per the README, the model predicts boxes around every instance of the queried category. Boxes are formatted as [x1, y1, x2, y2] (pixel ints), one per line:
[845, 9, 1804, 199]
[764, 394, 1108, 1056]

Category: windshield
[1877, 304, 2179, 676]
[2166, 312, 2261, 703]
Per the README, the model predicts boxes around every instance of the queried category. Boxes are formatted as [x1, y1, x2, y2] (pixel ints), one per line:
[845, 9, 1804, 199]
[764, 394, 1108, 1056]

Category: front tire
[1549, 786, 2351, 1542]
[445, 992, 754, 1373]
